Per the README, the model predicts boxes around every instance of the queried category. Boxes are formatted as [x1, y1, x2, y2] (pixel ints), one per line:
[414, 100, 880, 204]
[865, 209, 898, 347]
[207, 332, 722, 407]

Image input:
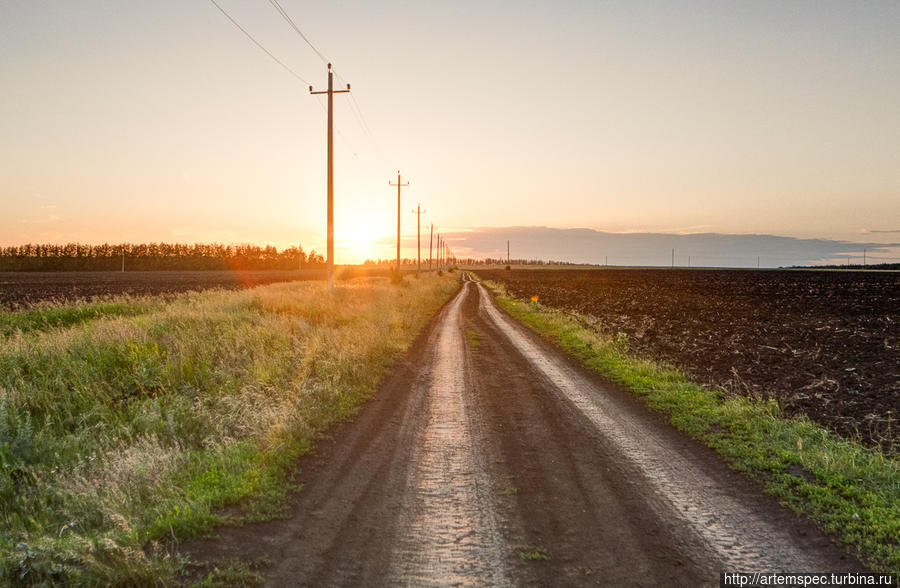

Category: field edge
[475, 275, 900, 576]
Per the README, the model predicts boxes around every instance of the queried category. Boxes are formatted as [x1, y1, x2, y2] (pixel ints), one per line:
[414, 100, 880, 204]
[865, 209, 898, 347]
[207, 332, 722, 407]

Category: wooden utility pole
[411, 204, 426, 278]
[122, 251, 125, 272]
[389, 171, 410, 276]
[429, 223, 433, 272]
[507, 240, 510, 265]
[310, 64, 350, 291]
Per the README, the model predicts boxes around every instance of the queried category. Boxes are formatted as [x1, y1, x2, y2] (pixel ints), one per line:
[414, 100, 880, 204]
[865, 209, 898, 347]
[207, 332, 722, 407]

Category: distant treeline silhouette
[795, 263, 900, 271]
[0, 243, 324, 271]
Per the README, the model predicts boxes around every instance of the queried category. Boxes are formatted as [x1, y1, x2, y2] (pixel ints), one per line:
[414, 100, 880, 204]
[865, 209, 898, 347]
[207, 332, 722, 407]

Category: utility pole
[757, 255, 760, 269]
[389, 171, 410, 277]
[507, 240, 510, 265]
[310, 63, 350, 291]
[429, 223, 433, 272]
[411, 204, 425, 278]
[122, 251, 125, 273]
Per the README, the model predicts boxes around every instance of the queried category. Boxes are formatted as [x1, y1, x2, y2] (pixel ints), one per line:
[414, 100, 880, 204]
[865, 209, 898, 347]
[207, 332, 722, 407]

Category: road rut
[182, 274, 862, 586]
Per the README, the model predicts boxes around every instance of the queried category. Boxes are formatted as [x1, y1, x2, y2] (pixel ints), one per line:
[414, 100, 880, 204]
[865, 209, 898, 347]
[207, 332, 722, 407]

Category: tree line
[0, 242, 324, 271]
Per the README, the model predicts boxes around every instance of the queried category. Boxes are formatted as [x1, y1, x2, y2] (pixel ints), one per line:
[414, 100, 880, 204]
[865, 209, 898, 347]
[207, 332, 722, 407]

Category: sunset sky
[2, 1, 898, 265]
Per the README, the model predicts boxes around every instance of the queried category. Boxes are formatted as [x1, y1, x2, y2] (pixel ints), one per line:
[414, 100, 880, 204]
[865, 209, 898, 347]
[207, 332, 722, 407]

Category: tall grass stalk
[0, 275, 459, 585]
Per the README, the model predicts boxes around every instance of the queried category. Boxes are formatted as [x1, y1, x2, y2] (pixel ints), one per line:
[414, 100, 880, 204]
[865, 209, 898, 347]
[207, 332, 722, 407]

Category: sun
[336, 214, 387, 264]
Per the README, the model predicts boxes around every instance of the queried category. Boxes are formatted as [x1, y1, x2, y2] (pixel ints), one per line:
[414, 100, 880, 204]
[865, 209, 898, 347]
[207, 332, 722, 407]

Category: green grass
[0, 274, 460, 585]
[0, 297, 164, 337]
[516, 545, 549, 561]
[480, 278, 900, 576]
[188, 556, 269, 587]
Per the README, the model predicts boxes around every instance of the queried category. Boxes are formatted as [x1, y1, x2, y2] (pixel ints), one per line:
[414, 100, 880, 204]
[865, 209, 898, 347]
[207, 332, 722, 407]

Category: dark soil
[477, 268, 900, 451]
[0, 268, 398, 309]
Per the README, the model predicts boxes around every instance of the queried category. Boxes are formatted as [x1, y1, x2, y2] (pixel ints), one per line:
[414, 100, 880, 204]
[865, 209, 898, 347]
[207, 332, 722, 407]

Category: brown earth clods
[477, 268, 900, 451]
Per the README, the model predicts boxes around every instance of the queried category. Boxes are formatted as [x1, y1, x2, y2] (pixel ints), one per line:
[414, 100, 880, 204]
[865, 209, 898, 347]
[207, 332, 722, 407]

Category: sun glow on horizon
[335, 212, 392, 264]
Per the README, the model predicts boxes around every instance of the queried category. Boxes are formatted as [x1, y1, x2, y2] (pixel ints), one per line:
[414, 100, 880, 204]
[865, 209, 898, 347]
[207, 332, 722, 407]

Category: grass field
[479, 278, 899, 576]
[0, 273, 459, 585]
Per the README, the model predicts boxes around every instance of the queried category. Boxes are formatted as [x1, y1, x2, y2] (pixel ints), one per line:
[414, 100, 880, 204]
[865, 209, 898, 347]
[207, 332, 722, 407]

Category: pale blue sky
[2, 1, 898, 263]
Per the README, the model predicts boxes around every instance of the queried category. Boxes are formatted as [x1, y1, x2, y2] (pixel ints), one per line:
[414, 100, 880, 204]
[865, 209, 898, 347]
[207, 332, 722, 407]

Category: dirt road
[183, 274, 861, 586]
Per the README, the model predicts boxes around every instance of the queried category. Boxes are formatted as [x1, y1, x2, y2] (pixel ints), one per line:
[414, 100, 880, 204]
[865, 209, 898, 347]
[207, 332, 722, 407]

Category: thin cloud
[445, 226, 900, 267]
[17, 215, 60, 224]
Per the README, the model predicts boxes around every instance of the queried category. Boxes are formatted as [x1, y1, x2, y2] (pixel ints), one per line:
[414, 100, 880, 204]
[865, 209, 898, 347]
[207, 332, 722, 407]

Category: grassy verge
[0, 297, 166, 337]
[479, 278, 900, 576]
[0, 274, 459, 585]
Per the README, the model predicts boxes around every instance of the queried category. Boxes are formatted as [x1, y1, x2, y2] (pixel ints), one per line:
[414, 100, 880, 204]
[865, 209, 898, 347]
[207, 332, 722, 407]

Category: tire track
[389, 280, 511, 586]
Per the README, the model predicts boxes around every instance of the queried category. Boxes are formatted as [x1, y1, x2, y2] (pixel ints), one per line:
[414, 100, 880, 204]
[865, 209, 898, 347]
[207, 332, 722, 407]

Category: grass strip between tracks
[0, 273, 460, 585]
[481, 279, 900, 576]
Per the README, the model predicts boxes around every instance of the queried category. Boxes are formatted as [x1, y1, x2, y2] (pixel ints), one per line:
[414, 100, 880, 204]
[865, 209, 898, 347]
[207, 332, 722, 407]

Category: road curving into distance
[183, 273, 862, 586]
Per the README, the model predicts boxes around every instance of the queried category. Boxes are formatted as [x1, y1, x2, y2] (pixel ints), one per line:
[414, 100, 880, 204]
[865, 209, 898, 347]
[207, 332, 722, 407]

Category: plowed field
[477, 268, 899, 451]
[0, 268, 394, 308]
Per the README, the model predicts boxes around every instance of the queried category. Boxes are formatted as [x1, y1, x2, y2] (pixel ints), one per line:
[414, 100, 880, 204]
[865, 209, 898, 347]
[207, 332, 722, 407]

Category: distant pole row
[310, 65, 457, 287]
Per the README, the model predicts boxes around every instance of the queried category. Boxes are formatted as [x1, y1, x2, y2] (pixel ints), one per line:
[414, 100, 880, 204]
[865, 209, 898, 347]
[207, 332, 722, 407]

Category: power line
[262, 0, 394, 173]
[347, 92, 393, 170]
[211, 0, 394, 178]
[312, 95, 382, 180]
[206, 0, 310, 85]
[266, 0, 330, 65]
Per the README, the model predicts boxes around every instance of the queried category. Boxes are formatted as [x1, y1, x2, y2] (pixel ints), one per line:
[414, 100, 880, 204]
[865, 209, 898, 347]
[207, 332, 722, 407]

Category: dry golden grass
[0, 274, 459, 585]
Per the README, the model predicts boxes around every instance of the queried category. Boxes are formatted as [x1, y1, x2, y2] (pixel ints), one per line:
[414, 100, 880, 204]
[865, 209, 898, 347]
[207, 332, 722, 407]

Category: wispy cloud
[862, 228, 900, 234]
[17, 215, 60, 224]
